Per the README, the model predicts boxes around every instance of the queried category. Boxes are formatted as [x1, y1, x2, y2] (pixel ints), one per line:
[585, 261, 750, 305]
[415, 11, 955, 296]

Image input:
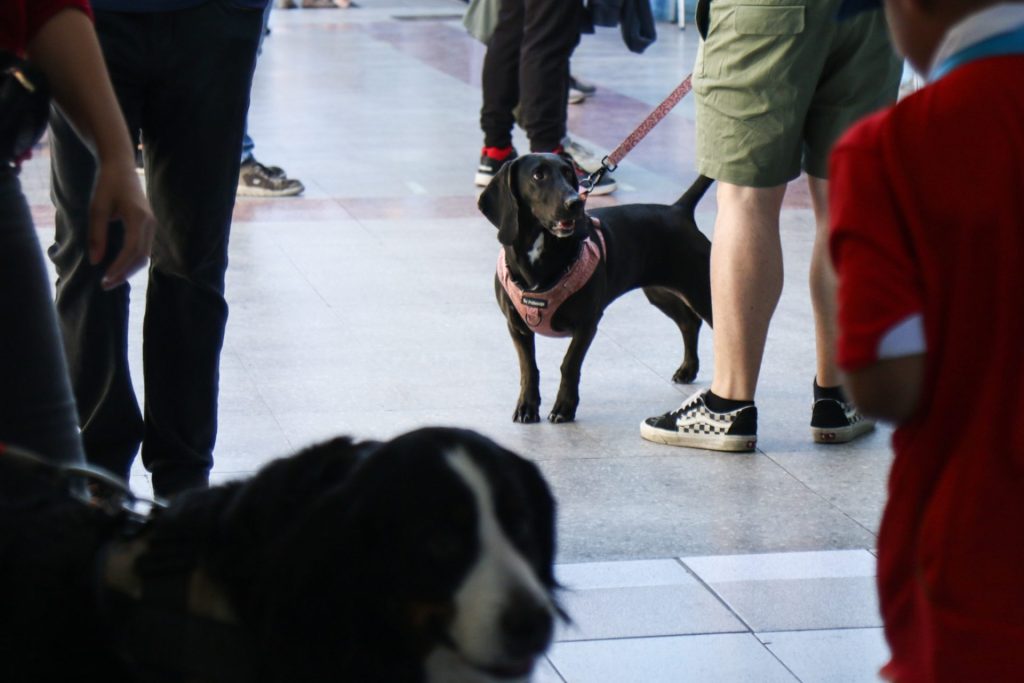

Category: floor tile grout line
[672, 557, 756, 634]
[675, 556, 806, 682]
[543, 655, 570, 683]
[763, 451, 881, 540]
[551, 622, 885, 646]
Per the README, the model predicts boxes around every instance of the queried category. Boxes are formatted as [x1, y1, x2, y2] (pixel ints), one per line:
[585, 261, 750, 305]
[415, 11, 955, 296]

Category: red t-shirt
[830, 55, 1024, 682]
[0, 0, 92, 55]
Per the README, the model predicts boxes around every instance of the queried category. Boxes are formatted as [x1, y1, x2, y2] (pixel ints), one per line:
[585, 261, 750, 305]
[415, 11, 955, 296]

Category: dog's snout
[564, 195, 584, 213]
[500, 599, 554, 657]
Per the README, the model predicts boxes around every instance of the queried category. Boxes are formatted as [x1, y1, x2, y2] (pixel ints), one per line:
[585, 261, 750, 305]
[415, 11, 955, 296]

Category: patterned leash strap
[581, 73, 694, 193]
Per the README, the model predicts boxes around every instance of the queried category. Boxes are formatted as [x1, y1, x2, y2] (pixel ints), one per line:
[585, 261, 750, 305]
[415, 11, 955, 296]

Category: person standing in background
[642, 0, 901, 451]
[238, 1, 306, 197]
[48, 0, 265, 498]
[475, 0, 616, 195]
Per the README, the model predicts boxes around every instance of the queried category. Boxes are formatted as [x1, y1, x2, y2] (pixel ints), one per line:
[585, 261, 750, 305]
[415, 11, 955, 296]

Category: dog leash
[580, 72, 694, 194]
[0, 440, 165, 521]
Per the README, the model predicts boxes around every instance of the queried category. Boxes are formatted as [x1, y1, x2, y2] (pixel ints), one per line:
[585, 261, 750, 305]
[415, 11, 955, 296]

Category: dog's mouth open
[548, 216, 583, 238]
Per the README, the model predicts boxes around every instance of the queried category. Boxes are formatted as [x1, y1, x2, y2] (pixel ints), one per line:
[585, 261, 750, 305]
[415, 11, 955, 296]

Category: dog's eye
[532, 168, 547, 181]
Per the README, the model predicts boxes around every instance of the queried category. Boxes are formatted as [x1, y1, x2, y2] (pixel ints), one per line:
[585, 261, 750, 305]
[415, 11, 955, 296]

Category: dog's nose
[564, 195, 584, 213]
[500, 598, 554, 657]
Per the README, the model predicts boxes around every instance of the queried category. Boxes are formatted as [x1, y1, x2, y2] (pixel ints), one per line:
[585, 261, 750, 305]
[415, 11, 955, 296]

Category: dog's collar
[497, 218, 606, 338]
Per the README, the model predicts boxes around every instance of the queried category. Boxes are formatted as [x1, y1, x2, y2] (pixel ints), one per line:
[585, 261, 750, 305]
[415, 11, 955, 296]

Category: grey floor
[22, 2, 896, 680]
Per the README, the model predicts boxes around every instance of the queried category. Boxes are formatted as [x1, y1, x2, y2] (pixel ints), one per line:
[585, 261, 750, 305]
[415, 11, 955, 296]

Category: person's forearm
[26, 8, 134, 166]
[843, 354, 926, 424]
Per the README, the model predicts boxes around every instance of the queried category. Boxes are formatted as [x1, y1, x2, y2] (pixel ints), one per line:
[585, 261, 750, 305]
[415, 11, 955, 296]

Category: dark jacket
[585, 0, 657, 54]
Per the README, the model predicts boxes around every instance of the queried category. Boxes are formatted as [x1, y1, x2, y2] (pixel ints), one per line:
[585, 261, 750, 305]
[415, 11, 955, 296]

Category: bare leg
[708, 182, 787, 402]
[807, 175, 840, 388]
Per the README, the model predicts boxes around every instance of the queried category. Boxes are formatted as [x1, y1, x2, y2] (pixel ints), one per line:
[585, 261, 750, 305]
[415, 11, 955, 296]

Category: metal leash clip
[0, 442, 166, 523]
[579, 156, 617, 196]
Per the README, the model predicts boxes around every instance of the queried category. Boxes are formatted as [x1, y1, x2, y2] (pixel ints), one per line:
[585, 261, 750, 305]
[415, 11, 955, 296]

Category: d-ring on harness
[579, 73, 694, 193]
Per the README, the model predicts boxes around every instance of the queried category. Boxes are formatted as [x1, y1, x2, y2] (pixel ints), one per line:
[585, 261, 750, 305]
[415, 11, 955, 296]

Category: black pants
[480, 0, 584, 152]
[0, 168, 85, 468]
[47, 2, 263, 497]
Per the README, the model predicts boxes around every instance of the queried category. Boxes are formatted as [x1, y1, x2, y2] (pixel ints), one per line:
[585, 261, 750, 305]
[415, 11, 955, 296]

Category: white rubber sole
[811, 419, 876, 444]
[640, 421, 757, 452]
[236, 184, 304, 198]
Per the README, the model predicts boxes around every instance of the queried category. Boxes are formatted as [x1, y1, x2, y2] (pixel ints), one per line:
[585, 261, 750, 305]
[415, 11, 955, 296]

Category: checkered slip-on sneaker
[810, 398, 875, 444]
[640, 390, 757, 452]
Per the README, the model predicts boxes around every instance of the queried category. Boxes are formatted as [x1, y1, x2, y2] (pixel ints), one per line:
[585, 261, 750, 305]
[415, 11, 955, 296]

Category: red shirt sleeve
[829, 114, 924, 372]
[26, 0, 94, 42]
[0, 0, 93, 55]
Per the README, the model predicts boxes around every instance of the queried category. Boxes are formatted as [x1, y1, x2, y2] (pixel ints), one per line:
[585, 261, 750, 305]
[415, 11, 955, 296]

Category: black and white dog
[480, 153, 714, 423]
[0, 427, 561, 683]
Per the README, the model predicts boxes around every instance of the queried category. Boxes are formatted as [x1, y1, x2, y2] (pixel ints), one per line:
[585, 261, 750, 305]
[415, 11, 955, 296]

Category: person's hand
[88, 159, 156, 290]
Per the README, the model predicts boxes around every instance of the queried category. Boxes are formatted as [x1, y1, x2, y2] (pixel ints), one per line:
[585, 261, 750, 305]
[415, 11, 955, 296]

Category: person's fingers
[87, 194, 111, 265]
[101, 206, 155, 290]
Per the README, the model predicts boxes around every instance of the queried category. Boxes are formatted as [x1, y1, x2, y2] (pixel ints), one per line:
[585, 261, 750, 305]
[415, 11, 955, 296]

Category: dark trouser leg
[0, 169, 85, 467]
[139, 3, 261, 497]
[480, 0, 524, 149]
[518, 0, 581, 151]
[48, 66, 144, 481]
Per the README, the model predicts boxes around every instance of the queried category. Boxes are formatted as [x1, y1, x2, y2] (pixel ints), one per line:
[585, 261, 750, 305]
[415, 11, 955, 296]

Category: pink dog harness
[497, 220, 606, 338]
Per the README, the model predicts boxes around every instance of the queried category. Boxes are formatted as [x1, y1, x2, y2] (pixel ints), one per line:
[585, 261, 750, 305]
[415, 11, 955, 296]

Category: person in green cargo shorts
[641, 0, 902, 452]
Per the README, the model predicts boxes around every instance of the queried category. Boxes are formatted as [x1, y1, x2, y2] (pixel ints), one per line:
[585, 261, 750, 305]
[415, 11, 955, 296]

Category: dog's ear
[477, 157, 520, 246]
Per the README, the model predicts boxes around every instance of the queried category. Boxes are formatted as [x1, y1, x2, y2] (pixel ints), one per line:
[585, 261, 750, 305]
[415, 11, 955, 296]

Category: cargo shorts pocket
[734, 5, 804, 35]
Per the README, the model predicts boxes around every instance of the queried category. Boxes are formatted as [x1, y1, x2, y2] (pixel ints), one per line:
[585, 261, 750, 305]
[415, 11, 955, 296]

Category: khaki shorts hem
[697, 158, 799, 189]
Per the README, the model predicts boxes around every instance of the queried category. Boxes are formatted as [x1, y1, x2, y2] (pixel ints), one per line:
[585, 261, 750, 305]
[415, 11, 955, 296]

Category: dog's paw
[672, 361, 699, 384]
[513, 403, 541, 423]
[547, 399, 577, 423]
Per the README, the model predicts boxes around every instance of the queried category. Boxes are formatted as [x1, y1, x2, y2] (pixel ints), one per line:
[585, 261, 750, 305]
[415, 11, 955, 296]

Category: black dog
[479, 153, 714, 423]
[0, 427, 560, 683]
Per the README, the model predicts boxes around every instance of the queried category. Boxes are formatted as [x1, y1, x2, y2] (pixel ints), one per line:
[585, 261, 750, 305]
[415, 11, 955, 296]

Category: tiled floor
[20, 2, 897, 680]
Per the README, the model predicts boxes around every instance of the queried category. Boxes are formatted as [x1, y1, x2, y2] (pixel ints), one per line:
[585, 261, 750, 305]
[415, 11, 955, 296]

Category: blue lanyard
[932, 23, 1024, 80]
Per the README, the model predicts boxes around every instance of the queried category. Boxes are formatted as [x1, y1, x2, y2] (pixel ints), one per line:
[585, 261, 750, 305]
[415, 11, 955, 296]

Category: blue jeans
[48, 2, 263, 497]
[0, 167, 85, 466]
[241, 1, 275, 163]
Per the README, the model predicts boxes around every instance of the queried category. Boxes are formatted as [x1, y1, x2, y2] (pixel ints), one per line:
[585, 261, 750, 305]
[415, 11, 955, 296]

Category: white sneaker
[561, 135, 603, 174]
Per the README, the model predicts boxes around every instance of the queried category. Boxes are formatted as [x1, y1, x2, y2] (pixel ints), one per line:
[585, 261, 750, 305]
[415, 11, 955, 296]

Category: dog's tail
[673, 174, 715, 213]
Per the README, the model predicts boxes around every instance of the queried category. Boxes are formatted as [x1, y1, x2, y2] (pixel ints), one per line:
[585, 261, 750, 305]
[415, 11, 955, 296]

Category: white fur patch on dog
[527, 233, 544, 266]
[425, 447, 552, 682]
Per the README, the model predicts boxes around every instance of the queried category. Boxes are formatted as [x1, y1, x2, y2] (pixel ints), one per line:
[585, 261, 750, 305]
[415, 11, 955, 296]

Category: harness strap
[497, 220, 607, 338]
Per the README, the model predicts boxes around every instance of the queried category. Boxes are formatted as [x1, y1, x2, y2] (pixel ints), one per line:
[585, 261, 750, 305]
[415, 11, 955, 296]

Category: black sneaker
[810, 398, 875, 444]
[238, 159, 305, 197]
[475, 148, 518, 187]
[570, 75, 597, 96]
[641, 390, 758, 452]
[560, 151, 616, 196]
